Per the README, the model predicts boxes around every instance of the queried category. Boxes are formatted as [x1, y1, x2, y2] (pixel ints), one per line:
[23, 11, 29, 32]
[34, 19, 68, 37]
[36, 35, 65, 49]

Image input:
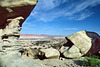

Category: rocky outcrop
[0, 0, 41, 67]
[0, 0, 38, 45]
[62, 30, 100, 58]
[0, 0, 38, 28]
[0, 51, 46, 67]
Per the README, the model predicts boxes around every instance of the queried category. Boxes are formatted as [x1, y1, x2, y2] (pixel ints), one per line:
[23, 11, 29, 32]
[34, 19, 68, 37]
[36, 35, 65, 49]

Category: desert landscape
[18, 31, 100, 67]
[0, 0, 100, 67]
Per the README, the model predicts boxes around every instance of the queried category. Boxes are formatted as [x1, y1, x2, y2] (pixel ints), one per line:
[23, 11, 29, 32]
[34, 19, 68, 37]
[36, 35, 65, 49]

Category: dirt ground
[33, 58, 85, 67]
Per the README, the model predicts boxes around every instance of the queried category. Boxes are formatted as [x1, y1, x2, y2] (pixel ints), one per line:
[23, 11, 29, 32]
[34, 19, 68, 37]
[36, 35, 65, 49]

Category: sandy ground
[33, 59, 85, 67]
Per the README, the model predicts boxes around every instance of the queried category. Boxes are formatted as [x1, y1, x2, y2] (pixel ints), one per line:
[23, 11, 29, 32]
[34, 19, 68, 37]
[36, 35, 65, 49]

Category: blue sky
[21, 0, 100, 36]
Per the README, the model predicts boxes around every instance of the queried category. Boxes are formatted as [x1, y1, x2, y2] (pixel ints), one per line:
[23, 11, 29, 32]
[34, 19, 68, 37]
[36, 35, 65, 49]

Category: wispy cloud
[64, 28, 78, 30]
[22, 22, 35, 29]
[77, 12, 94, 21]
[30, 0, 100, 22]
[68, 11, 94, 20]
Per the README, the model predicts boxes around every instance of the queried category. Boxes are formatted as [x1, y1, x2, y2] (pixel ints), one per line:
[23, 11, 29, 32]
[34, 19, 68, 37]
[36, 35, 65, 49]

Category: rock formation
[0, 0, 38, 45]
[61, 30, 100, 58]
[0, 51, 46, 67]
[40, 48, 60, 59]
[2, 17, 24, 45]
[0, 1, 47, 67]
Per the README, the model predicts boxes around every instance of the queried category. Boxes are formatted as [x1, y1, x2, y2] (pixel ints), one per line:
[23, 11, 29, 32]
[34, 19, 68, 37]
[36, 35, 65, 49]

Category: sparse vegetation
[81, 55, 100, 67]
[34, 54, 39, 59]
[51, 44, 61, 49]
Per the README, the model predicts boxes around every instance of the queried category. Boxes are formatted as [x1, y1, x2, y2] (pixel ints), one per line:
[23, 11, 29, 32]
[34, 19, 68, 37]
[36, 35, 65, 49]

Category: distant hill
[19, 34, 65, 41]
[20, 34, 65, 37]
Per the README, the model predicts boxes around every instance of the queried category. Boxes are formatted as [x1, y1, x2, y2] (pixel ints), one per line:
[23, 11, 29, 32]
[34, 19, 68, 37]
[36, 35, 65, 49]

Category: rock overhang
[0, 0, 38, 29]
[0, 0, 38, 7]
[0, 0, 38, 45]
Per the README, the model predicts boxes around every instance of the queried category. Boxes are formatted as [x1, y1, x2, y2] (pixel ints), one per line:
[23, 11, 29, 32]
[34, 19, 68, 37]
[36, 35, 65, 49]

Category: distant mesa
[20, 34, 65, 37]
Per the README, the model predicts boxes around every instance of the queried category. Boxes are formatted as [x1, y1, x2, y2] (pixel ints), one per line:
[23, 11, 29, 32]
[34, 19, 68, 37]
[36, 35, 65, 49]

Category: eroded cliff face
[0, 0, 38, 45]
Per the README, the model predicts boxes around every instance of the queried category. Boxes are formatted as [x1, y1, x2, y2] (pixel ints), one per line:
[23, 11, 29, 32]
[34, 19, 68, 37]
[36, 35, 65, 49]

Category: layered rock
[0, 51, 46, 67]
[0, 0, 38, 45]
[62, 30, 100, 58]
[0, 0, 38, 28]
[0, 1, 42, 67]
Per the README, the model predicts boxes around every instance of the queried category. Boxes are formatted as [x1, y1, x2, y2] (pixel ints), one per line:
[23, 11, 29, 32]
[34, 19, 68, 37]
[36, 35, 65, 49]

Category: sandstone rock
[63, 30, 100, 58]
[63, 45, 81, 58]
[20, 48, 39, 59]
[0, 1, 41, 66]
[0, 0, 38, 28]
[59, 46, 69, 53]
[0, 0, 38, 45]
[28, 48, 39, 58]
[40, 48, 60, 59]
[2, 45, 23, 51]
[21, 49, 28, 56]
[0, 51, 46, 67]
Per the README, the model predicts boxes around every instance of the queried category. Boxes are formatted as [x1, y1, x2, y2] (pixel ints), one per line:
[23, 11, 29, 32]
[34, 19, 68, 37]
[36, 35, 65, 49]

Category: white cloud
[35, 0, 61, 11]
[77, 12, 94, 20]
[68, 0, 100, 15]
[30, 0, 100, 22]
[40, 17, 47, 22]
[30, 11, 37, 16]
[64, 28, 78, 30]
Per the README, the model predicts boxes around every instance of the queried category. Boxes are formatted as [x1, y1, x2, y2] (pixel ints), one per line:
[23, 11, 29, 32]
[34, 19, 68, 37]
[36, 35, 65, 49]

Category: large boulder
[40, 48, 60, 59]
[62, 30, 100, 58]
[0, 0, 38, 45]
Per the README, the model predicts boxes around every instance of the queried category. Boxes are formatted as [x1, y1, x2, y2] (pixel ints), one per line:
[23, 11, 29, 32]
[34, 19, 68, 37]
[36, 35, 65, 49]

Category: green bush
[81, 55, 100, 67]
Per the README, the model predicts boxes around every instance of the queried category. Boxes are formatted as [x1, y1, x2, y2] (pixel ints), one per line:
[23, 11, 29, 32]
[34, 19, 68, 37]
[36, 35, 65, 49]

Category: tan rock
[63, 30, 100, 58]
[28, 48, 39, 58]
[59, 46, 69, 53]
[0, 0, 38, 45]
[0, 0, 38, 29]
[63, 45, 81, 58]
[40, 48, 60, 59]
[0, 0, 38, 7]
[0, 51, 46, 67]
[66, 31, 92, 55]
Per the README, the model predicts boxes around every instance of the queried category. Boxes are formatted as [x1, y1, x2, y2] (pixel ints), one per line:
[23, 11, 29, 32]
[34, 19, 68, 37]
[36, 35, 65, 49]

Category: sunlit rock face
[62, 30, 100, 58]
[0, 0, 38, 44]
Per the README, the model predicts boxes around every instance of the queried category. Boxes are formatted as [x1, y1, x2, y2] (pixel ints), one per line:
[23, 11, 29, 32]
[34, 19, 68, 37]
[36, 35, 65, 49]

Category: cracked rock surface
[61, 30, 100, 58]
